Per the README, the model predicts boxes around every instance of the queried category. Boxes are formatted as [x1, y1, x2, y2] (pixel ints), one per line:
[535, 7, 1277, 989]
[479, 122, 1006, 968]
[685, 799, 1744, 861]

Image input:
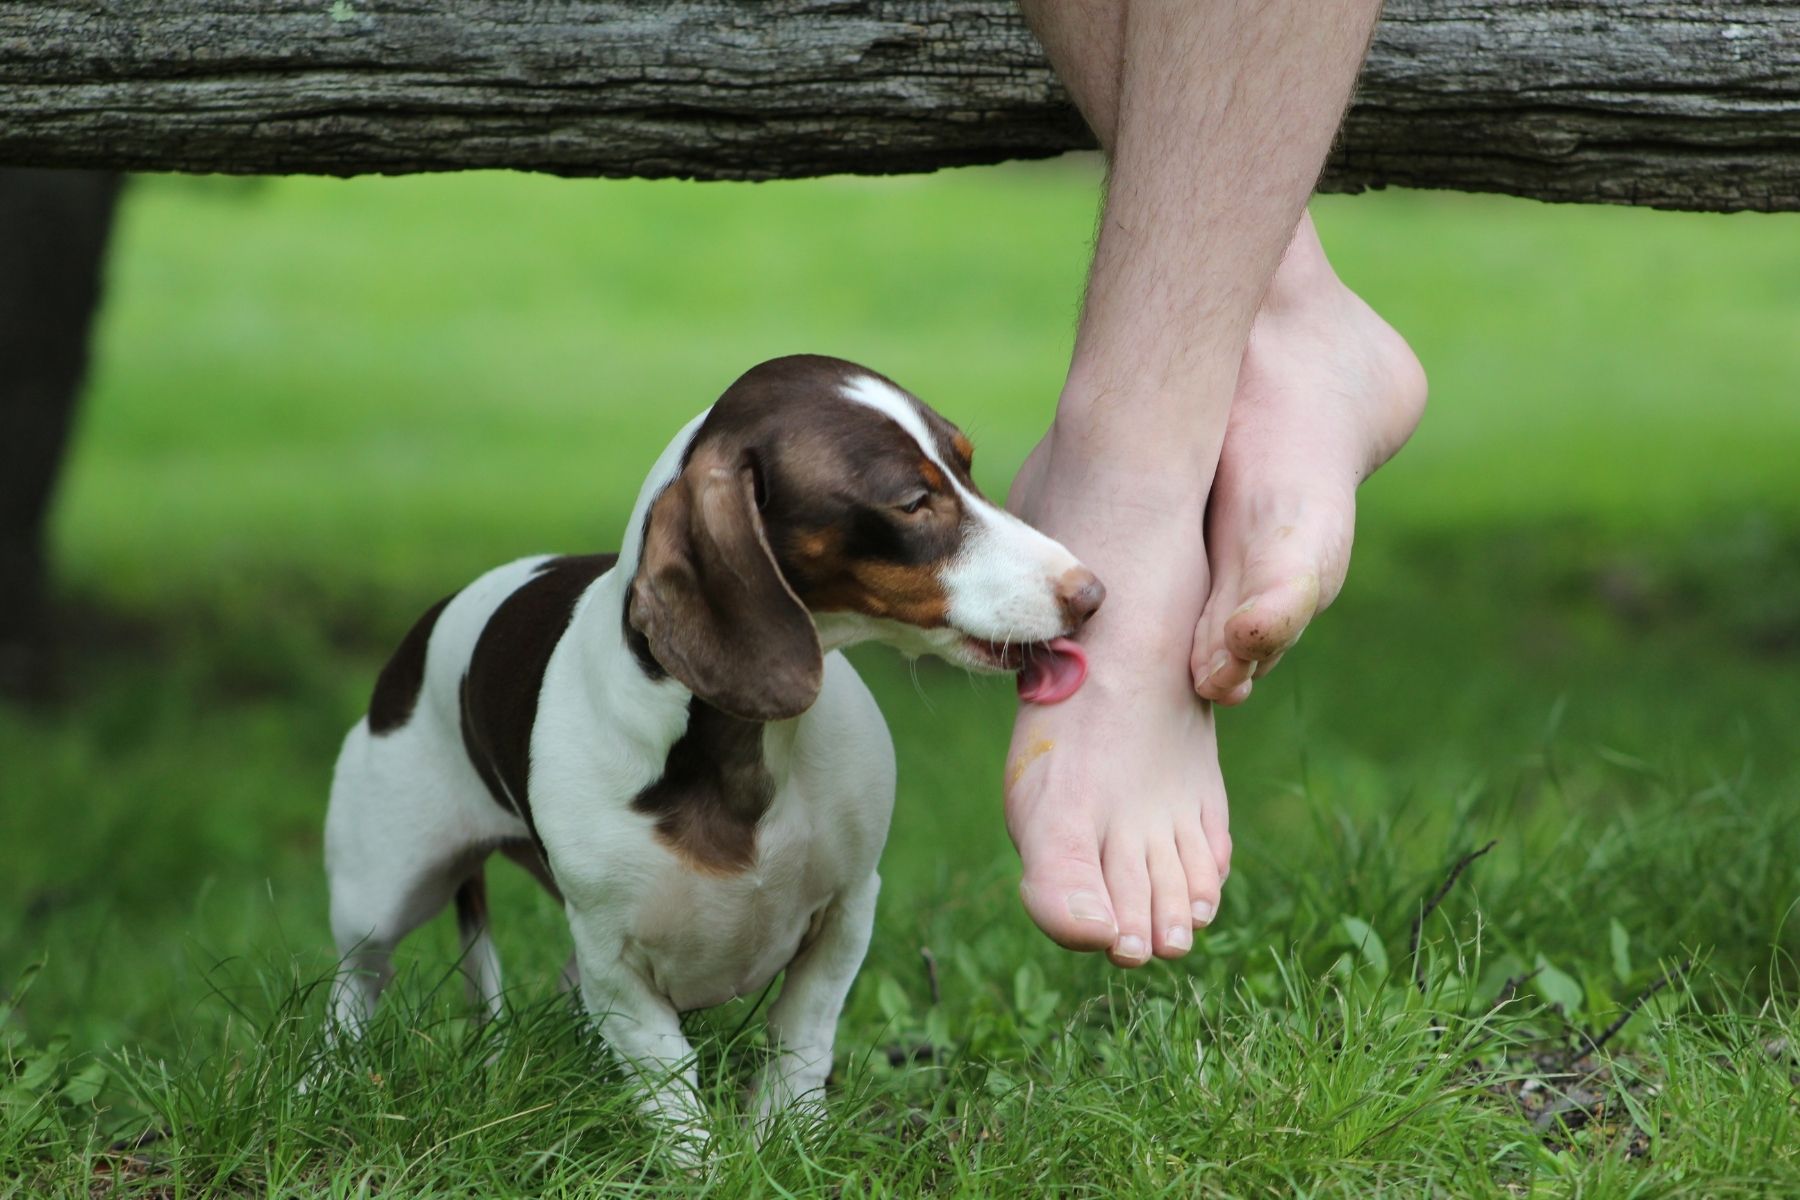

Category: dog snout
[1056, 567, 1106, 630]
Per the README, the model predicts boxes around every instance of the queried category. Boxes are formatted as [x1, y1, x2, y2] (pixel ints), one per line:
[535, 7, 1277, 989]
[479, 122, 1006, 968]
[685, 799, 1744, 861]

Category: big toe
[1016, 824, 1119, 953]
[1226, 568, 1322, 663]
[1195, 511, 1345, 703]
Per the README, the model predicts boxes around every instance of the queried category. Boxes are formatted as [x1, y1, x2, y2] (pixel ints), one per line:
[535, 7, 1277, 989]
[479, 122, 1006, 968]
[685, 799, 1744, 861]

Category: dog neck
[565, 409, 711, 755]
[566, 564, 790, 877]
[564, 410, 801, 792]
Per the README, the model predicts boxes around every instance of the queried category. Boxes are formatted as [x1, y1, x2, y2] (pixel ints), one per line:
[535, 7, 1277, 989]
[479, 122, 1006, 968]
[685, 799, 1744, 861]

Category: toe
[1198, 760, 1233, 886]
[1193, 645, 1257, 702]
[1148, 841, 1198, 959]
[1016, 820, 1119, 953]
[1174, 818, 1223, 928]
[1224, 572, 1321, 663]
[1100, 839, 1154, 968]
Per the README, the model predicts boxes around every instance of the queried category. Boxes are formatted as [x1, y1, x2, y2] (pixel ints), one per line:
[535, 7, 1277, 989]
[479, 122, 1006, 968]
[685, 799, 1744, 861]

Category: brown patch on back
[368, 592, 455, 735]
[459, 554, 617, 856]
[632, 699, 772, 875]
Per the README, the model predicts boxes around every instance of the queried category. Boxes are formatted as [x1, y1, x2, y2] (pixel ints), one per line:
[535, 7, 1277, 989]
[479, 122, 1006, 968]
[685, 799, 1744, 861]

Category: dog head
[627, 355, 1103, 722]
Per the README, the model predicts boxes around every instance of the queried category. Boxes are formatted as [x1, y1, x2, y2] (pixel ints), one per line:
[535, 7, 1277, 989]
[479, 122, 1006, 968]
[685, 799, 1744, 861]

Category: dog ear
[629, 447, 824, 721]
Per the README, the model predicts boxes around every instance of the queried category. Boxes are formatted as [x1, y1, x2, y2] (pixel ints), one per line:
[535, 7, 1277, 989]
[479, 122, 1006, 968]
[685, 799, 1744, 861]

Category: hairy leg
[1022, 4, 1425, 708]
[1008, 0, 1382, 963]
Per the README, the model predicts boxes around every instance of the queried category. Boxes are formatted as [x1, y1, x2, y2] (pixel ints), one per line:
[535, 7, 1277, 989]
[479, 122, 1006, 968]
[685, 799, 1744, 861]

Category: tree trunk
[0, 169, 122, 701]
[1, 2, 1796, 212]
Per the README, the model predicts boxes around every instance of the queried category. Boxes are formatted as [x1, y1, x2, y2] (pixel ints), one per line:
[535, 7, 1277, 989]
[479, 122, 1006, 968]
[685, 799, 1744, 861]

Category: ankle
[1049, 367, 1232, 467]
[1260, 212, 1348, 318]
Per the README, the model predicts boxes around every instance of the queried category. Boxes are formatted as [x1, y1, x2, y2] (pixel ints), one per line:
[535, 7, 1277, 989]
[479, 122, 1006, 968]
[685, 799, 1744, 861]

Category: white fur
[324, 380, 1086, 1158]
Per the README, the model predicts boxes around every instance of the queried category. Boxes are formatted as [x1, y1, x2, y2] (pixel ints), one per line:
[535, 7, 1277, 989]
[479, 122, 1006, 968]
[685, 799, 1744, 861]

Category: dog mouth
[959, 636, 1089, 704]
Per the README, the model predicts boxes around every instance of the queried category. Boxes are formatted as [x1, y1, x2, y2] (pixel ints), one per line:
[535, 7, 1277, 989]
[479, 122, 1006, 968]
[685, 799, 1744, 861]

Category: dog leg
[749, 870, 880, 1138]
[328, 945, 390, 1037]
[326, 850, 470, 1037]
[573, 942, 710, 1162]
[454, 869, 506, 1024]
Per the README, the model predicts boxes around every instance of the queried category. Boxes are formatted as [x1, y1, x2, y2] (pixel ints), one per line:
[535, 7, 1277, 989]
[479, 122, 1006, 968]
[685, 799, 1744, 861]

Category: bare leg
[1021, 5, 1426, 708]
[1192, 213, 1426, 704]
[1007, 0, 1382, 964]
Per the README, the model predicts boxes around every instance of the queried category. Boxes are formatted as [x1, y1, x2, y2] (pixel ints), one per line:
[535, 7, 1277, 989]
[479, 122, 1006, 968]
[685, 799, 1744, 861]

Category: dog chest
[626, 820, 843, 1011]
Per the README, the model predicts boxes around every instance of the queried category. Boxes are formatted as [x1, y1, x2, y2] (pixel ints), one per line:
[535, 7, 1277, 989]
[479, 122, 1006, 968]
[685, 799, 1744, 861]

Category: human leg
[1020, 4, 1425, 711]
[1007, 0, 1383, 962]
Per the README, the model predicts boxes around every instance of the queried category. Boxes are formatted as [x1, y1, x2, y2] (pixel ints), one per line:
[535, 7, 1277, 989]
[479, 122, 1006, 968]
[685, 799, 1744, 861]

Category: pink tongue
[1016, 637, 1089, 705]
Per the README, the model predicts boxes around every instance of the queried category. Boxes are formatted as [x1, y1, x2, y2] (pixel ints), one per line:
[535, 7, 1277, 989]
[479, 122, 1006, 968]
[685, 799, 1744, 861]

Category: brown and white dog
[323, 355, 1102, 1152]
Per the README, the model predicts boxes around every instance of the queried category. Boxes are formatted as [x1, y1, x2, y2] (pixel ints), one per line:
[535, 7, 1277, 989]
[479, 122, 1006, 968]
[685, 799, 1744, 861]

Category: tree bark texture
[0, 169, 121, 700]
[1, 2, 1795, 212]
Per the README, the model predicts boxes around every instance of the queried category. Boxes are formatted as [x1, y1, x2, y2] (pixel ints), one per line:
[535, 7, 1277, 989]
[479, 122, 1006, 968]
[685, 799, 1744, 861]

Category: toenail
[1116, 935, 1148, 962]
[1232, 596, 1259, 617]
[1200, 649, 1231, 684]
[1067, 891, 1115, 928]
[1166, 925, 1193, 952]
[1192, 899, 1217, 926]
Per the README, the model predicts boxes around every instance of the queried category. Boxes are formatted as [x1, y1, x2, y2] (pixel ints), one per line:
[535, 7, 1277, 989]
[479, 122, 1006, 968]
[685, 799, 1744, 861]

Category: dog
[323, 354, 1103, 1152]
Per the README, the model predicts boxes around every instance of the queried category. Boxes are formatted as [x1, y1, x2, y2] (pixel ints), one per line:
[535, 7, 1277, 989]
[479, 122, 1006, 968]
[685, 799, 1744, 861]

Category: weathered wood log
[2, 2, 1796, 212]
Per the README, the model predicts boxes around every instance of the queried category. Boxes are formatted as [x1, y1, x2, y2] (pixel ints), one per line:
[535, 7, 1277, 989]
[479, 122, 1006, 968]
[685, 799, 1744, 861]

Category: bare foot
[1192, 215, 1427, 704]
[1005, 445, 1229, 966]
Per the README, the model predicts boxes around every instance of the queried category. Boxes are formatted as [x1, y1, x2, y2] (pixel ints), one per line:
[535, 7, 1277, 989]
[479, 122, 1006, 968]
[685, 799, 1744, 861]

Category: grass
[2, 162, 1798, 1195]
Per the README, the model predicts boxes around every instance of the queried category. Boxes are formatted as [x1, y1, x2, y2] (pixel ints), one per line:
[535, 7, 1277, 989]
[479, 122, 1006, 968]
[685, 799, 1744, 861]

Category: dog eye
[895, 491, 930, 515]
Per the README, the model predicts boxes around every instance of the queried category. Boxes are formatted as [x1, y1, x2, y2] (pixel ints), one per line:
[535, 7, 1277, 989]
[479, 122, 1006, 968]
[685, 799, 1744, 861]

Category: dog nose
[1056, 567, 1106, 629]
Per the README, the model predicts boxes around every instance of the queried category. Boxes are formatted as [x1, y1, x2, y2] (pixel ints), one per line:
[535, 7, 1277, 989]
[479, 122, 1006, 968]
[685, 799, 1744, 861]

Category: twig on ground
[1410, 839, 1498, 992]
[1490, 967, 1544, 1012]
[920, 946, 941, 1007]
[1578, 958, 1693, 1059]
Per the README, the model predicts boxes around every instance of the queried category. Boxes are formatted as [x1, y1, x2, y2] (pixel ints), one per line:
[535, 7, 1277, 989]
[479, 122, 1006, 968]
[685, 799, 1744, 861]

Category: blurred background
[1, 161, 1796, 1059]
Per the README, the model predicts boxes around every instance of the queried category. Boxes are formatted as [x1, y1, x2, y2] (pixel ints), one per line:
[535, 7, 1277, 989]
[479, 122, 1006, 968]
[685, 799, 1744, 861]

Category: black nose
[1057, 568, 1106, 629]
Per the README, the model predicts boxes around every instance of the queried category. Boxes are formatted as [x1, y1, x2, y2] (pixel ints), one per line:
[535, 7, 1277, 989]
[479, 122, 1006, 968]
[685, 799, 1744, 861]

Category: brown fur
[632, 700, 773, 875]
[459, 554, 617, 853]
[368, 592, 454, 735]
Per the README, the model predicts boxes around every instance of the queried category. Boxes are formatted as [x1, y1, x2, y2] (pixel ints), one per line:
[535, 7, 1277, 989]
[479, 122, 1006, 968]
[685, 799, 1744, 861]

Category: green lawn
[3, 164, 1798, 1196]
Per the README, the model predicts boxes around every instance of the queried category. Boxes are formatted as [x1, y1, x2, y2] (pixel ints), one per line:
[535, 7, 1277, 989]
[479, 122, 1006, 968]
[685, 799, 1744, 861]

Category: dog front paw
[748, 1054, 830, 1144]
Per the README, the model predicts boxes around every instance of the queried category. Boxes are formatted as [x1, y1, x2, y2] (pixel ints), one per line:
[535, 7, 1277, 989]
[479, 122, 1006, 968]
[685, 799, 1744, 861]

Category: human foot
[1192, 215, 1427, 704]
[1005, 439, 1230, 966]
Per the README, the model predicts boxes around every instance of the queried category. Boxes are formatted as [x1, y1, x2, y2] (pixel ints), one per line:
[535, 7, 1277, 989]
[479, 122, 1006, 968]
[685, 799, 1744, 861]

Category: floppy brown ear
[628, 449, 823, 721]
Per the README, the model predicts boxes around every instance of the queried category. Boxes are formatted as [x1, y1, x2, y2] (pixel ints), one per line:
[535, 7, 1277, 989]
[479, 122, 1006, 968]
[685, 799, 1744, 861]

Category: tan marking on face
[1007, 734, 1056, 788]
[918, 459, 945, 491]
[840, 560, 951, 626]
[805, 563, 950, 626]
[787, 524, 953, 628]
[951, 432, 974, 465]
[793, 529, 836, 561]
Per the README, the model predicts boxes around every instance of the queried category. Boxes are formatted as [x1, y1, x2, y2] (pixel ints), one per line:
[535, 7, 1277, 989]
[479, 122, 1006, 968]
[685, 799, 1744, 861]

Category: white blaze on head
[838, 375, 1083, 644]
